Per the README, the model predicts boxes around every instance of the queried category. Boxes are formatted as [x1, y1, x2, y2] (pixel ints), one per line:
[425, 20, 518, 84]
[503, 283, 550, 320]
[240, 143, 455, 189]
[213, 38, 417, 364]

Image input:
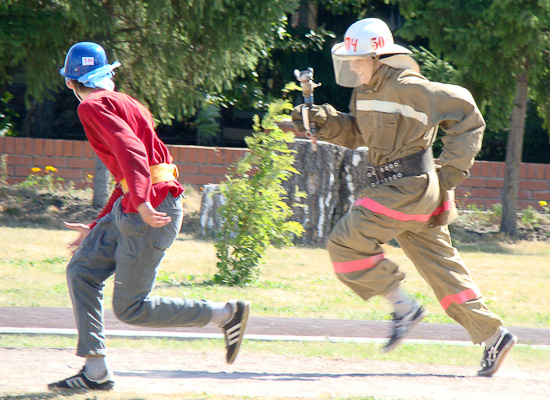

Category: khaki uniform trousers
[327, 206, 502, 344]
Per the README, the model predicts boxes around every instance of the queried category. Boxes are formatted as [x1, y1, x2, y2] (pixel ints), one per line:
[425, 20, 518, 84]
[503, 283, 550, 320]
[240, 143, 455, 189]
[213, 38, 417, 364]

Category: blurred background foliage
[1, 0, 549, 163]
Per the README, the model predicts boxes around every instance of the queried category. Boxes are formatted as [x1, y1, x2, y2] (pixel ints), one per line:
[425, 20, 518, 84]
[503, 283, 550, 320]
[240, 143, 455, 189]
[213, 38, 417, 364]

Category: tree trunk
[501, 64, 529, 235]
[291, 0, 318, 30]
[93, 156, 111, 208]
[199, 139, 371, 245]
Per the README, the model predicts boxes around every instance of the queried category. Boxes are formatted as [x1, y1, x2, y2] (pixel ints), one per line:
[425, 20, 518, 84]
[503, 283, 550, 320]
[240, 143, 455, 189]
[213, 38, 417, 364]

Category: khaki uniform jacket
[317, 64, 485, 225]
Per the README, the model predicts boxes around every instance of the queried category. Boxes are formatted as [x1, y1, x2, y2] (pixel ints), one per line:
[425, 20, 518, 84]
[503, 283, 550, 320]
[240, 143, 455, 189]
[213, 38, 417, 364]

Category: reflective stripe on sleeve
[356, 99, 429, 126]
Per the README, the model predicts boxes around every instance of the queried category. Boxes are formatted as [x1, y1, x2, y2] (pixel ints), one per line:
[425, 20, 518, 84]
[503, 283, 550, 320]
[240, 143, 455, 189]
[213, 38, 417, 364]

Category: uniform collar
[360, 64, 393, 93]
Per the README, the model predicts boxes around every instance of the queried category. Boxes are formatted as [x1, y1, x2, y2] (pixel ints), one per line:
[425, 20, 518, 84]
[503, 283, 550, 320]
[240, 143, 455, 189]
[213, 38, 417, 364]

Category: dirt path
[1, 347, 549, 399]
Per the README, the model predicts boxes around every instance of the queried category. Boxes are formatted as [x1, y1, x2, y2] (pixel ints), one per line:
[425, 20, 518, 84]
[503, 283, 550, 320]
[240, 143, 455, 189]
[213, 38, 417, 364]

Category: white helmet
[331, 18, 415, 87]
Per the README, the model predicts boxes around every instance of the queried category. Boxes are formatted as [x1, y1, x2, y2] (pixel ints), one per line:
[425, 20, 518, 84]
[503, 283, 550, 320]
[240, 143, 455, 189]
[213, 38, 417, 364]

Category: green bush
[214, 98, 305, 286]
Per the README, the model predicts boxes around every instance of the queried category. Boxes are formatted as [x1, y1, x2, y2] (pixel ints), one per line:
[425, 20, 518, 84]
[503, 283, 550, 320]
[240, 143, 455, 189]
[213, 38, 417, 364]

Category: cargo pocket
[152, 229, 177, 252]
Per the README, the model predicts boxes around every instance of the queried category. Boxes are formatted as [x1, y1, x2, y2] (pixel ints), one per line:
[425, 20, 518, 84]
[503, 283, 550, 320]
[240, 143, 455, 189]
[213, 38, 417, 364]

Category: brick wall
[0, 136, 248, 188]
[1, 136, 549, 210]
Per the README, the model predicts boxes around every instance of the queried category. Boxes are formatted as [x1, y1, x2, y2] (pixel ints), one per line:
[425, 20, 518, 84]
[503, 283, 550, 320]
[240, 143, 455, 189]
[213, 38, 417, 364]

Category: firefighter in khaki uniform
[292, 18, 516, 377]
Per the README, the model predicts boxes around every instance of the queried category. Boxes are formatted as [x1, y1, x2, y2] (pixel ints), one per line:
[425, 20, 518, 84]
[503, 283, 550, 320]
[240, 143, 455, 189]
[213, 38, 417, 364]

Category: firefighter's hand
[429, 190, 458, 228]
[437, 165, 469, 191]
[291, 104, 335, 132]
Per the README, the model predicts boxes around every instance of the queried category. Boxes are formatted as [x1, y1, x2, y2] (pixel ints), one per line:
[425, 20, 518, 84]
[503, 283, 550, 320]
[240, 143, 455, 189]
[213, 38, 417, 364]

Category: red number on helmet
[345, 37, 359, 52]
[370, 37, 385, 51]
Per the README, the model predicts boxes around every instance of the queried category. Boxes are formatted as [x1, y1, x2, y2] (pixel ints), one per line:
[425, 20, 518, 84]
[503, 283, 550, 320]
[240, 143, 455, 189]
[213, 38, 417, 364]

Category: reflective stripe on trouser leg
[327, 208, 405, 301]
[396, 225, 502, 344]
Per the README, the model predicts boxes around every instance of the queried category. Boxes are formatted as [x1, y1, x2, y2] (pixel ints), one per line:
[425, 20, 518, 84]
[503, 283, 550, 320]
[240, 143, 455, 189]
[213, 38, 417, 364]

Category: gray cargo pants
[66, 194, 213, 357]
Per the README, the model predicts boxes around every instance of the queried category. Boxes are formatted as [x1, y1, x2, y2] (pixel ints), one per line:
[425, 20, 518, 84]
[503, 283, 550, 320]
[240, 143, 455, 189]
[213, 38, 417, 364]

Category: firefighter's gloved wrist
[291, 104, 333, 132]
[291, 104, 308, 132]
[437, 165, 469, 190]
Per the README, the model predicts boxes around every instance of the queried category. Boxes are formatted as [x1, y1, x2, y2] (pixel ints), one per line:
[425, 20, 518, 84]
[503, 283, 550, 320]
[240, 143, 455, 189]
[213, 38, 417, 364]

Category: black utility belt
[366, 148, 435, 188]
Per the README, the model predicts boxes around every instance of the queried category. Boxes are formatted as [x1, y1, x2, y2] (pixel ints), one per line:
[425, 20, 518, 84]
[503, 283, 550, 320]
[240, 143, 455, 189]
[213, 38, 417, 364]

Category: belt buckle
[366, 165, 380, 188]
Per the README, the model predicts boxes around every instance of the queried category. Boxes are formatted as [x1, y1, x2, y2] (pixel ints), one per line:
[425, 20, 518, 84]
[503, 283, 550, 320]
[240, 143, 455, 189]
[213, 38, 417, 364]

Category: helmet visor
[331, 43, 373, 88]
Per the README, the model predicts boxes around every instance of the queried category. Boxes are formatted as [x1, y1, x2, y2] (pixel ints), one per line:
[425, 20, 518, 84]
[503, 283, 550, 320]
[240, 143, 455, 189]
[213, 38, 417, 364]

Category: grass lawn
[1, 227, 549, 328]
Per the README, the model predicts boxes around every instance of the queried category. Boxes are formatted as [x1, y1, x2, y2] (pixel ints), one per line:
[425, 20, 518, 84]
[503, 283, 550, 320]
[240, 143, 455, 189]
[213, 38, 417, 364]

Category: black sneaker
[221, 299, 251, 364]
[382, 304, 426, 353]
[478, 331, 517, 377]
[48, 369, 114, 391]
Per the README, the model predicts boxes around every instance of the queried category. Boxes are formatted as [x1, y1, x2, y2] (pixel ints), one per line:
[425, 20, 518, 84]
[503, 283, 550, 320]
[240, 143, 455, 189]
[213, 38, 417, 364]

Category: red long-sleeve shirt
[77, 90, 183, 228]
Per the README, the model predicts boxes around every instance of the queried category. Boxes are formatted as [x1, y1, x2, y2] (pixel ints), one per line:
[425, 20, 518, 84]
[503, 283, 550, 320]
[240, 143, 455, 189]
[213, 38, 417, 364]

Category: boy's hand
[64, 222, 91, 253]
[137, 202, 172, 227]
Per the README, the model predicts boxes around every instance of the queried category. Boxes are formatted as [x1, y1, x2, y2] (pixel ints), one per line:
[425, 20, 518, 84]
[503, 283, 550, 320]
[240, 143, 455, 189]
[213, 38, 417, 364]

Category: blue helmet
[60, 42, 120, 90]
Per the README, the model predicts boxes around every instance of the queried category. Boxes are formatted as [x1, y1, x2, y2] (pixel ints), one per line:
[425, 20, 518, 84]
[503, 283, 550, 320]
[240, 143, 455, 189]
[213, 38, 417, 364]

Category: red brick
[454, 188, 470, 198]
[14, 137, 24, 154]
[517, 189, 532, 200]
[199, 165, 230, 176]
[519, 180, 548, 191]
[14, 165, 35, 177]
[166, 145, 178, 161]
[519, 163, 530, 179]
[56, 168, 83, 179]
[4, 137, 15, 154]
[179, 164, 200, 174]
[470, 162, 481, 176]
[180, 146, 190, 163]
[53, 141, 64, 157]
[535, 163, 546, 180]
[63, 140, 73, 157]
[470, 188, 501, 198]
[489, 162, 504, 178]
[24, 138, 34, 154]
[0, 137, 4, 153]
[517, 200, 536, 209]
[533, 191, 550, 200]
[208, 148, 224, 164]
[83, 142, 94, 158]
[7, 154, 32, 165]
[33, 156, 67, 168]
[485, 178, 504, 189]
[68, 158, 95, 169]
[462, 177, 485, 188]
[44, 140, 54, 156]
[527, 163, 537, 179]
[73, 140, 83, 157]
[546, 165, 550, 181]
[195, 148, 207, 164]
[480, 161, 491, 177]
[34, 139, 45, 155]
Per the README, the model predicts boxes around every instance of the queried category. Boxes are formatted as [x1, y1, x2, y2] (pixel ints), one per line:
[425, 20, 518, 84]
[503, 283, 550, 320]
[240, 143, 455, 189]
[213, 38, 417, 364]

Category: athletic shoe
[478, 331, 517, 377]
[48, 369, 114, 391]
[382, 304, 427, 353]
[222, 299, 251, 364]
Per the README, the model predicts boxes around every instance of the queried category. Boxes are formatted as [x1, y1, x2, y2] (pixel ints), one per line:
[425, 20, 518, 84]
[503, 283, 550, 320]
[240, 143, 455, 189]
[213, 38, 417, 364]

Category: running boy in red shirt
[49, 42, 250, 391]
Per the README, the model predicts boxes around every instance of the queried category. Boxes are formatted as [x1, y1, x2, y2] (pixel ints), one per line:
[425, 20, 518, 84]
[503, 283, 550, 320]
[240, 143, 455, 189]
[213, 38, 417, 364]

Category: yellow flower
[31, 167, 41, 173]
[45, 166, 58, 173]
[539, 201, 548, 207]
[87, 174, 94, 179]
